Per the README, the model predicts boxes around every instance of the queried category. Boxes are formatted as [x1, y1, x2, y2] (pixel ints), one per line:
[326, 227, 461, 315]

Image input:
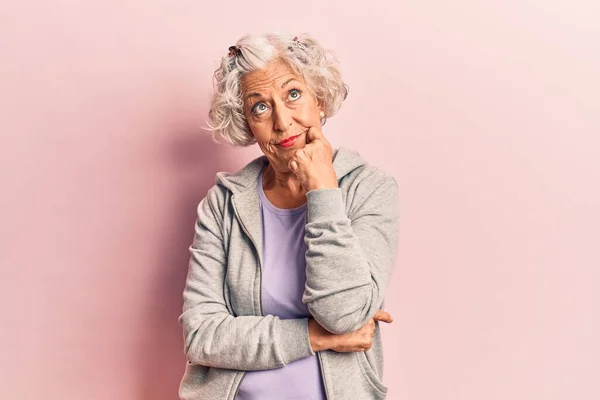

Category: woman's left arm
[302, 175, 400, 335]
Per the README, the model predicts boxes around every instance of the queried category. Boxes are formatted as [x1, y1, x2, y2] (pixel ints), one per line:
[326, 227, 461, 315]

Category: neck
[262, 163, 306, 197]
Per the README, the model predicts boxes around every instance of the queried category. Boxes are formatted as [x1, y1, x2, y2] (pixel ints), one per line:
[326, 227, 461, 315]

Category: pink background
[1, 1, 599, 399]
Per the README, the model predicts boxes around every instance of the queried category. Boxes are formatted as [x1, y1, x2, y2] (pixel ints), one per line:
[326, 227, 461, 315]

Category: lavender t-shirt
[234, 167, 326, 400]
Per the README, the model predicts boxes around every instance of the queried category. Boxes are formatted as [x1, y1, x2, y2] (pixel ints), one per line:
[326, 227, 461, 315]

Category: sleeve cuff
[306, 188, 347, 221]
[277, 318, 316, 365]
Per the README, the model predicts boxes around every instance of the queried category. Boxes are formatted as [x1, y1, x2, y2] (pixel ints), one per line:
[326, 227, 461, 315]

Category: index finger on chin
[306, 126, 324, 142]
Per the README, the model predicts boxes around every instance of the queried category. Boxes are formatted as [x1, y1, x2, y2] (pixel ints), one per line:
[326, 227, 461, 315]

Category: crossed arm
[179, 175, 399, 370]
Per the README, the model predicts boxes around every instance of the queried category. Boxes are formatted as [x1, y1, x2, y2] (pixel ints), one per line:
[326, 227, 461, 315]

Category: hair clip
[228, 45, 241, 57]
[292, 36, 307, 49]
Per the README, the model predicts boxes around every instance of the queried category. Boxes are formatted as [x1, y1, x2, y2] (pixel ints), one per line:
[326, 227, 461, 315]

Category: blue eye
[289, 89, 302, 100]
[253, 103, 268, 115]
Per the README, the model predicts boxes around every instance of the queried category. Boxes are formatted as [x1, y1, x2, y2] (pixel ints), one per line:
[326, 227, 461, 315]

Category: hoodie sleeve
[178, 185, 316, 370]
[302, 173, 400, 335]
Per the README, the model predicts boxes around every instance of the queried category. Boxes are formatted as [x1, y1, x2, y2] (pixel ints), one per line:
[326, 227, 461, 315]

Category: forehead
[241, 59, 304, 94]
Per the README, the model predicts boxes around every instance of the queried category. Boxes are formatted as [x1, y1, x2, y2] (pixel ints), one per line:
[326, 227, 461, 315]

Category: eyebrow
[245, 78, 300, 102]
[281, 78, 298, 88]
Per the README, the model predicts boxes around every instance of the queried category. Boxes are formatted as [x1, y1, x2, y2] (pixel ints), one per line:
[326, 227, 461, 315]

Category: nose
[272, 103, 293, 133]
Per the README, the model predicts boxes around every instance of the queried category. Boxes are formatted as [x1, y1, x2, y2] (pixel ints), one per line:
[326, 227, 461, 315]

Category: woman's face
[241, 58, 323, 172]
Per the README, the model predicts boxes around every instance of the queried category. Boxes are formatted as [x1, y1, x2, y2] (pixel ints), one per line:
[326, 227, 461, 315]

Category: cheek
[250, 125, 276, 151]
[296, 102, 320, 124]
[247, 120, 267, 140]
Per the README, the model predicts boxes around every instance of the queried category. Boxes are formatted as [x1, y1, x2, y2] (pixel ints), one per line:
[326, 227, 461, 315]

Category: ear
[316, 99, 326, 119]
[311, 92, 326, 120]
[316, 100, 326, 116]
[310, 91, 322, 109]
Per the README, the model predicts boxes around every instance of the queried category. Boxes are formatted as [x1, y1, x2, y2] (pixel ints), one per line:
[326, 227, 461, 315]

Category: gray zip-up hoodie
[178, 146, 400, 399]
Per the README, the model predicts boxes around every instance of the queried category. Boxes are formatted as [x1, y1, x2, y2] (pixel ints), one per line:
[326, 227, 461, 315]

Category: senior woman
[178, 32, 399, 400]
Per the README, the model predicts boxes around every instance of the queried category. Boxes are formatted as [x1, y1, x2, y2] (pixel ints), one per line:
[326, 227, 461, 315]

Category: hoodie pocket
[356, 351, 388, 394]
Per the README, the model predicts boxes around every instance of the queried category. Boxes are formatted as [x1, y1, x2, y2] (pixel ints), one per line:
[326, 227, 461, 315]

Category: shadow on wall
[135, 120, 242, 400]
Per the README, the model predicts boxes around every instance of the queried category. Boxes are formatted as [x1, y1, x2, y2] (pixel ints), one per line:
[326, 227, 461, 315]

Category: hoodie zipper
[230, 197, 330, 400]
[230, 197, 259, 400]
[317, 351, 330, 399]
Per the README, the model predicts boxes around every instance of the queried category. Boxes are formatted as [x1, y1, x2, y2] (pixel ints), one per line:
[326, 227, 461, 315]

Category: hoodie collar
[216, 146, 366, 271]
[215, 146, 366, 195]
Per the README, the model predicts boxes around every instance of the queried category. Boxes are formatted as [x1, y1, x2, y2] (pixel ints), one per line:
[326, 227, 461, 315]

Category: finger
[295, 147, 306, 158]
[374, 316, 393, 324]
[300, 143, 314, 158]
[294, 148, 310, 165]
[306, 126, 324, 143]
[289, 159, 298, 173]
[373, 309, 393, 323]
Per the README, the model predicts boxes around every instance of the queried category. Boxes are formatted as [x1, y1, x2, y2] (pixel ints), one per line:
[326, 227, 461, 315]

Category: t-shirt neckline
[257, 166, 307, 216]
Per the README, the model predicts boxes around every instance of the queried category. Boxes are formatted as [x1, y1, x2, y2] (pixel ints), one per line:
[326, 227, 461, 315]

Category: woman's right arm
[179, 185, 316, 371]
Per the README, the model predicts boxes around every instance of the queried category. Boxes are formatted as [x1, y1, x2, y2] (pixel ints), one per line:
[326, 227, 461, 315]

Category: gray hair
[206, 32, 349, 146]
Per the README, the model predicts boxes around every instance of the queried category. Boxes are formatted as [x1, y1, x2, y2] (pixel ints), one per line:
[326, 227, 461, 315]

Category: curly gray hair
[206, 32, 349, 146]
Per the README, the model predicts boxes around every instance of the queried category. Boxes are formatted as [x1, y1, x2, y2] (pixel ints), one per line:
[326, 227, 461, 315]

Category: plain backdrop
[1, 1, 598, 399]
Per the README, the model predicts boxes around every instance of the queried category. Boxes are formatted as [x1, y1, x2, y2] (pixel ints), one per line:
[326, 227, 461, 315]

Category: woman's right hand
[308, 309, 394, 353]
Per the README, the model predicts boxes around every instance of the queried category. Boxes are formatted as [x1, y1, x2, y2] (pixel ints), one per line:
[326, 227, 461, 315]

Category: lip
[276, 130, 306, 148]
